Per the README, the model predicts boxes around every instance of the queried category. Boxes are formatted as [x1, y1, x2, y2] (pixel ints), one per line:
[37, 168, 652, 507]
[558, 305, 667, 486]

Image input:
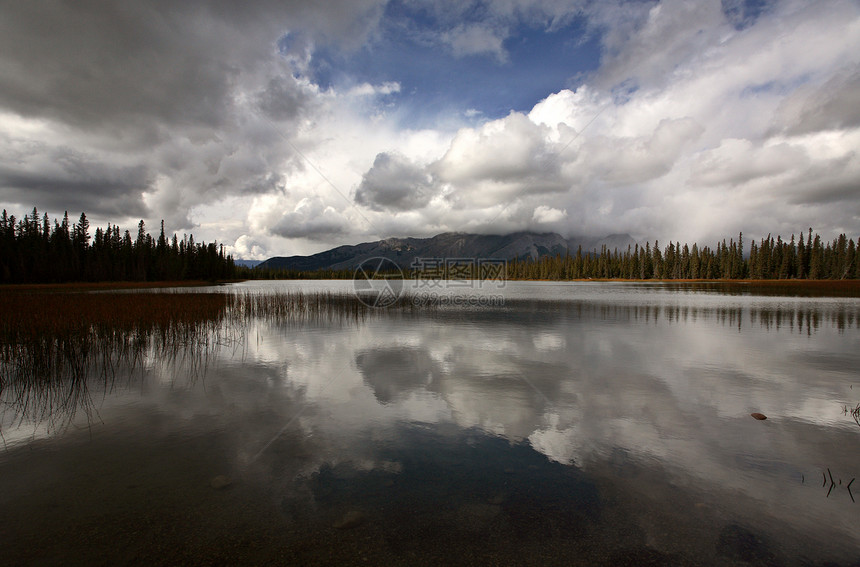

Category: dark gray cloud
[0, 176, 149, 219]
[354, 152, 437, 211]
[255, 76, 318, 123]
[778, 69, 860, 135]
[0, 2, 241, 141]
[785, 154, 860, 206]
[269, 197, 349, 239]
[0, 1, 383, 137]
[0, 142, 151, 217]
[271, 217, 347, 240]
[0, 0, 386, 230]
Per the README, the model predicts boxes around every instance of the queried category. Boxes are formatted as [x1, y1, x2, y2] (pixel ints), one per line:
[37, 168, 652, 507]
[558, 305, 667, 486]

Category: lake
[1, 280, 859, 566]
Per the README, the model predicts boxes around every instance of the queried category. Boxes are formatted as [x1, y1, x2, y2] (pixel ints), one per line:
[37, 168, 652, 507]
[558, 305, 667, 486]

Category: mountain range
[255, 232, 635, 272]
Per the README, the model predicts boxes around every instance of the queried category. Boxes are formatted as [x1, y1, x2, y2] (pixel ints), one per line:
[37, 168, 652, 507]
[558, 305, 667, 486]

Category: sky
[0, 0, 858, 259]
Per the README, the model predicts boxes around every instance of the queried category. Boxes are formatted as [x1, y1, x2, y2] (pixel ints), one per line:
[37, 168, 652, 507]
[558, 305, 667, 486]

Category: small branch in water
[818, 469, 856, 502]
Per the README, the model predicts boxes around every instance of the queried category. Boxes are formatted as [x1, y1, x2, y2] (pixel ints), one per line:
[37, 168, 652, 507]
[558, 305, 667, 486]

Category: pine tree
[810, 234, 823, 279]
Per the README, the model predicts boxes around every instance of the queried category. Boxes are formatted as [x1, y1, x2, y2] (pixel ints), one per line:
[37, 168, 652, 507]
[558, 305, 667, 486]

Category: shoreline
[0, 280, 245, 292]
[506, 278, 860, 286]
[2, 278, 859, 293]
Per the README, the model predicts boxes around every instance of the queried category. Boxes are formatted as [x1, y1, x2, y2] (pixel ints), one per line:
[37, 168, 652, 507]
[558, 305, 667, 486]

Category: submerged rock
[750, 413, 767, 420]
[210, 475, 233, 489]
[333, 510, 365, 530]
[488, 493, 506, 505]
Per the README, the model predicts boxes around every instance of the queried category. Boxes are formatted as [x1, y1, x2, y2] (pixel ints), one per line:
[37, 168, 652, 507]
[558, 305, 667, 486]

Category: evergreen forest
[505, 230, 858, 281]
[1, 207, 857, 283]
[1, 208, 236, 283]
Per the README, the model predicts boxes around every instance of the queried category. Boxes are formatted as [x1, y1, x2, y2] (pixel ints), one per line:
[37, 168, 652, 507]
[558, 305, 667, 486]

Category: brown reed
[0, 289, 433, 432]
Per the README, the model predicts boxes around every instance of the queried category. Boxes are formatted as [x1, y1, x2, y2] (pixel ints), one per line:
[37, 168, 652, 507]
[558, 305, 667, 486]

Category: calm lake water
[2, 281, 859, 566]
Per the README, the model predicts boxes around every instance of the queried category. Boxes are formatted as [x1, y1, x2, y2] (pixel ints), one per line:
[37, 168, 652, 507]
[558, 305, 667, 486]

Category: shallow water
[2, 281, 859, 566]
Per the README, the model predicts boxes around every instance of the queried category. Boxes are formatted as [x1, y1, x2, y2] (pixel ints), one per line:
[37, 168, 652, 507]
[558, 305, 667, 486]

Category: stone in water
[210, 475, 233, 489]
[333, 510, 365, 530]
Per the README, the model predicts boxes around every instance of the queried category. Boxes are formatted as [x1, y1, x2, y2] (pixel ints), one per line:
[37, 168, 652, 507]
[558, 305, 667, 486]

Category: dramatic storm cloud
[0, 0, 858, 258]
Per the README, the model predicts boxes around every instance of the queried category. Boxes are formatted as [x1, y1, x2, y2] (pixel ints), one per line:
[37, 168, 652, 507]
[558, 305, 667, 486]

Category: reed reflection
[3, 290, 858, 435]
[0, 290, 430, 434]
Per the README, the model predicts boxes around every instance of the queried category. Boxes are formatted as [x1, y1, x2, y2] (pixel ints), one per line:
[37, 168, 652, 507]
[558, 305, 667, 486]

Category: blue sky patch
[306, 4, 602, 127]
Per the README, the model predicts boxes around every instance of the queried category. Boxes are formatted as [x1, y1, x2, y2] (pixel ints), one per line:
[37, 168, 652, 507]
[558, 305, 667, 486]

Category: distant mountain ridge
[256, 232, 635, 272]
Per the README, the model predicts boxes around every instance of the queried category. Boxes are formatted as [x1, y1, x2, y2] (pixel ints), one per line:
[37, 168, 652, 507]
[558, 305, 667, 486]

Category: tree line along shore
[1, 208, 236, 284]
[252, 230, 859, 282]
[505, 230, 857, 281]
[1, 208, 857, 285]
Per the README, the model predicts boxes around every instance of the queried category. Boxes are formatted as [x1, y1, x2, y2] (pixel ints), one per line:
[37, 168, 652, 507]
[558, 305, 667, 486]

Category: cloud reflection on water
[2, 290, 859, 563]
[239, 298, 860, 557]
